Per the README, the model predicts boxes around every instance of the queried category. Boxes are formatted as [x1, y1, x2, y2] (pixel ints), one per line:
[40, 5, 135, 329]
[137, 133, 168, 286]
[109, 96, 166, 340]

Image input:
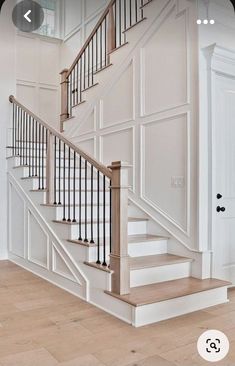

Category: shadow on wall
[0, 0, 5, 12]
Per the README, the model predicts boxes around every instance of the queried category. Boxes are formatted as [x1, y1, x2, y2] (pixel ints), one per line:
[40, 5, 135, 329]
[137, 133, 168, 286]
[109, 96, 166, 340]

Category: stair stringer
[7, 158, 133, 325]
[8, 169, 88, 298]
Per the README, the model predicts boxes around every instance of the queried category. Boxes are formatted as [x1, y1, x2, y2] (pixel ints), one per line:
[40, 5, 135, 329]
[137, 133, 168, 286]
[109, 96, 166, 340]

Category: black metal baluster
[22, 111, 25, 165]
[109, 179, 112, 254]
[119, 0, 122, 46]
[38, 124, 41, 189]
[73, 151, 76, 222]
[114, 2, 117, 48]
[83, 51, 86, 90]
[135, 0, 138, 23]
[91, 38, 94, 84]
[20, 108, 23, 165]
[104, 16, 107, 66]
[54, 136, 57, 204]
[70, 74, 73, 113]
[12, 103, 15, 156]
[88, 42, 90, 87]
[35, 120, 38, 177]
[100, 24, 103, 69]
[84, 160, 88, 242]
[25, 114, 29, 165]
[76, 62, 79, 105]
[130, 0, 132, 27]
[102, 175, 107, 266]
[124, 0, 127, 31]
[67, 147, 71, 222]
[90, 165, 94, 243]
[63, 143, 66, 221]
[79, 58, 82, 102]
[16, 106, 19, 156]
[140, 0, 144, 19]
[78, 156, 82, 240]
[58, 139, 61, 205]
[96, 170, 100, 264]
[96, 31, 98, 71]
[41, 126, 44, 189]
[29, 116, 31, 177]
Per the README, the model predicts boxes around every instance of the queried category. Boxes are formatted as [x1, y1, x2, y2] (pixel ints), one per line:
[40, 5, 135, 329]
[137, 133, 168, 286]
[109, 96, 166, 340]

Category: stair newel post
[107, 3, 115, 58]
[60, 68, 69, 132]
[46, 131, 55, 205]
[109, 161, 130, 295]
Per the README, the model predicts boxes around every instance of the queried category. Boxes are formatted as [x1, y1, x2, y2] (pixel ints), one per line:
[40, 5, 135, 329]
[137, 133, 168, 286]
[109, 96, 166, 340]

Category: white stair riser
[41, 205, 110, 221]
[19, 167, 95, 179]
[128, 221, 147, 235]
[130, 262, 191, 287]
[53, 220, 145, 241]
[128, 239, 167, 257]
[27, 177, 101, 191]
[52, 221, 111, 241]
[133, 287, 229, 327]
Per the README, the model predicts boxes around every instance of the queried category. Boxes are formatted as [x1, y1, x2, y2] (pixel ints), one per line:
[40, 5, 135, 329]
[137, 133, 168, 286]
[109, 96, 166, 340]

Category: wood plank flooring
[0, 261, 234, 366]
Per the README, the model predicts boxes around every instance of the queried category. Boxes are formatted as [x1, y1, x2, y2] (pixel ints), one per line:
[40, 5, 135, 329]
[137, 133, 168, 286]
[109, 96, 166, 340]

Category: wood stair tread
[130, 254, 193, 270]
[53, 217, 147, 225]
[105, 277, 231, 307]
[128, 234, 167, 244]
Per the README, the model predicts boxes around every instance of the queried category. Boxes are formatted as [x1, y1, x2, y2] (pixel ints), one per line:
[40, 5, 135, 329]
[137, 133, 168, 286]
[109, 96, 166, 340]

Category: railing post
[46, 131, 55, 204]
[60, 68, 69, 132]
[107, 4, 115, 55]
[109, 161, 130, 295]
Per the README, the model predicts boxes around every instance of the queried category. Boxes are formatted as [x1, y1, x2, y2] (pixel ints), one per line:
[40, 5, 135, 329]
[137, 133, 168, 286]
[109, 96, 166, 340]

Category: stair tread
[128, 234, 167, 243]
[105, 277, 231, 307]
[68, 233, 163, 247]
[53, 217, 147, 225]
[130, 254, 192, 270]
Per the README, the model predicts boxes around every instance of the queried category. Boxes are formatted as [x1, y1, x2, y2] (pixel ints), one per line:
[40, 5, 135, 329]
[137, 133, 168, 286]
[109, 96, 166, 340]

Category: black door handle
[217, 206, 226, 212]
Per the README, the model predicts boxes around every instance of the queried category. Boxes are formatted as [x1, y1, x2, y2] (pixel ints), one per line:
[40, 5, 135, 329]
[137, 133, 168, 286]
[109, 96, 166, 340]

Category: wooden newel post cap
[108, 161, 132, 170]
[60, 68, 68, 75]
[9, 95, 14, 103]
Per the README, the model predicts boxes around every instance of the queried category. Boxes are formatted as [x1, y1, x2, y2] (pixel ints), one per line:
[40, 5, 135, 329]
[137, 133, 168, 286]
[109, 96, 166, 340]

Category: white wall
[0, 0, 17, 259]
[16, 32, 61, 129]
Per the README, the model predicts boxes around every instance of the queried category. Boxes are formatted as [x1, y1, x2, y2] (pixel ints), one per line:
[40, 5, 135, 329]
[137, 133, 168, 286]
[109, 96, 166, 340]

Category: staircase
[6, 0, 231, 327]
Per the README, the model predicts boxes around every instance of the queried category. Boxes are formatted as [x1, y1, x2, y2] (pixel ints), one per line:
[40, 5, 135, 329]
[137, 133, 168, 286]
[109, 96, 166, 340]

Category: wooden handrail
[66, 0, 116, 78]
[9, 95, 112, 179]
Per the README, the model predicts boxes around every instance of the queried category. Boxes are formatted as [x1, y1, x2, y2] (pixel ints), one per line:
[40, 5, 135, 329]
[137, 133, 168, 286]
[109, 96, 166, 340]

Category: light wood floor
[0, 261, 234, 366]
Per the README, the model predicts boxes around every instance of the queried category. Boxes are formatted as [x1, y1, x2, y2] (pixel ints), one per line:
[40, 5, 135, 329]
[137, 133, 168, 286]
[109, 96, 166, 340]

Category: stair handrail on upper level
[60, 0, 146, 130]
[9, 95, 130, 295]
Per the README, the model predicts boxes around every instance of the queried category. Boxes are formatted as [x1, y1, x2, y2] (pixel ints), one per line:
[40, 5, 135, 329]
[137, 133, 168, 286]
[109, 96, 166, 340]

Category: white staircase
[7, 151, 230, 326]
[6, 0, 231, 327]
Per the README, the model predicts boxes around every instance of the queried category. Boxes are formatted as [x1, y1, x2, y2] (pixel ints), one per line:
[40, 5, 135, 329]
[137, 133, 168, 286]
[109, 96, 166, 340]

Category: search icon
[210, 342, 217, 350]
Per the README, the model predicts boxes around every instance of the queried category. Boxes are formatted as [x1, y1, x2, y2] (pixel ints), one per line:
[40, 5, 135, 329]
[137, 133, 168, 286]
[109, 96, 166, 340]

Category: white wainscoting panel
[101, 62, 134, 128]
[141, 6, 188, 116]
[141, 113, 188, 231]
[28, 209, 49, 269]
[16, 33, 60, 128]
[52, 244, 77, 282]
[77, 138, 96, 156]
[100, 127, 134, 187]
[9, 183, 25, 258]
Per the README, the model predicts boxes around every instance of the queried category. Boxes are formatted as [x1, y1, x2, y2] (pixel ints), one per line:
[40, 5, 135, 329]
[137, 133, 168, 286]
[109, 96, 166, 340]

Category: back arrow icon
[24, 10, 32, 23]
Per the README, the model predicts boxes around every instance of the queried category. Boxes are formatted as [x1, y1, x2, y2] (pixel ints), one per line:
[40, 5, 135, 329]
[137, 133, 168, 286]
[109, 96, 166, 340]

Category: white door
[212, 73, 235, 284]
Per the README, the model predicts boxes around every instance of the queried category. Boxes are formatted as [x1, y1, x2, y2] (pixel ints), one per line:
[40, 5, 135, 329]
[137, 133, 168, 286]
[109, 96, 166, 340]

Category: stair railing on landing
[60, 0, 149, 130]
[9, 95, 130, 295]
